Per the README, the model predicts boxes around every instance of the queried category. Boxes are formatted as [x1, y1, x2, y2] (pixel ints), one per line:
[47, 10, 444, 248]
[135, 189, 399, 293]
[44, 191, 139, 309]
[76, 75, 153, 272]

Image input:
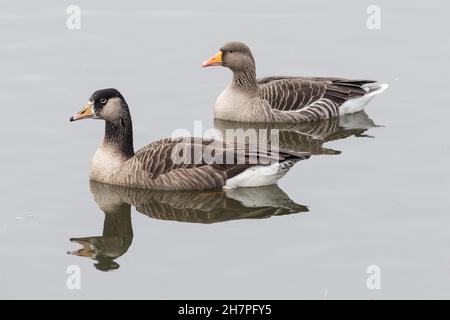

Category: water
[1, 0, 449, 299]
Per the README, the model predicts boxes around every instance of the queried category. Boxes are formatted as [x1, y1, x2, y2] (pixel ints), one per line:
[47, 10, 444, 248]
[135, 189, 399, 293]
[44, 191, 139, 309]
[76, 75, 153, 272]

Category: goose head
[70, 88, 134, 158]
[70, 88, 128, 123]
[202, 42, 255, 72]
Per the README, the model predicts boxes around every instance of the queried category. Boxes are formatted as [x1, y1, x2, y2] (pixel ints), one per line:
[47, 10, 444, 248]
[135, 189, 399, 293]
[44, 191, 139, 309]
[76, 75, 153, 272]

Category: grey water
[1, 0, 449, 299]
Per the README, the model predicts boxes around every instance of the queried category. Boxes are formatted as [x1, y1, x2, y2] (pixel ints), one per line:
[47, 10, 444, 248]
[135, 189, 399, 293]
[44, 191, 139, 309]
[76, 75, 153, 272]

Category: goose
[202, 42, 388, 123]
[69, 88, 310, 190]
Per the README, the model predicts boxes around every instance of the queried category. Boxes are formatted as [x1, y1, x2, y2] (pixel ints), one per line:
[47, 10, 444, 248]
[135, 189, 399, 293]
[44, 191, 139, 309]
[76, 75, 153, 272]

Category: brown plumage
[123, 136, 308, 190]
[70, 88, 310, 190]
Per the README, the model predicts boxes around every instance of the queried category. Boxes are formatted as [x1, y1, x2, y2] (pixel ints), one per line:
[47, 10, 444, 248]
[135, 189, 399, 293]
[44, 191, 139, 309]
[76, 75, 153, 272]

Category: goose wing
[130, 137, 309, 190]
[258, 76, 375, 112]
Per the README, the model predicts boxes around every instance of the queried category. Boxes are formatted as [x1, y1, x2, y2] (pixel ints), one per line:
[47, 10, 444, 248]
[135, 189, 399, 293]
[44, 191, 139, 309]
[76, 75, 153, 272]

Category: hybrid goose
[70, 88, 310, 190]
[202, 42, 388, 123]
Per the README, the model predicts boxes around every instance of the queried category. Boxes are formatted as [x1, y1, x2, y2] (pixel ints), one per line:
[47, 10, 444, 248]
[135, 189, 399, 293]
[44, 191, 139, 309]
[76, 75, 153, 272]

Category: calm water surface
[1, 0, 449, 299]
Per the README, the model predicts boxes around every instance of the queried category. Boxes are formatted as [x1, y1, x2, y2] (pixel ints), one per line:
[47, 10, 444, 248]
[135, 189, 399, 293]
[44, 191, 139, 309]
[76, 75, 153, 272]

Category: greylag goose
[70, 88, 310, 190]
[202, 42, 388, 123]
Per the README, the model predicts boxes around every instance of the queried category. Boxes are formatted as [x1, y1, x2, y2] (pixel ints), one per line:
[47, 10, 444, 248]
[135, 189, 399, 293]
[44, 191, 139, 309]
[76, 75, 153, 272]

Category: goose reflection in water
[69, 181, 308, 271]
[214, 111, 379, 156]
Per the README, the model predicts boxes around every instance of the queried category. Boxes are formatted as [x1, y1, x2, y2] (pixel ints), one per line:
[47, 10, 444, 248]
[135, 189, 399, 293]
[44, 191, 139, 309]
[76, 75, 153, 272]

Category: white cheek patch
[102, 97, 122, 121]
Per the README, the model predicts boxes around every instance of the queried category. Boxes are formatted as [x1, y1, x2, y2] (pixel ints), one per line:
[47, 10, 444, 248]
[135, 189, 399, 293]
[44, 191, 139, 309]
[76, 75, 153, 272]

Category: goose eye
[100, 98, 107, 104]
[228, 50, 233, 54]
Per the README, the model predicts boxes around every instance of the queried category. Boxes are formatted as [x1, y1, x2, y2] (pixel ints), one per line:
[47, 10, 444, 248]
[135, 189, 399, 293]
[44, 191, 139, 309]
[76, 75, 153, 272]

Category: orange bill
[202, 51, 223, 67]
[70, 102, 94, 122]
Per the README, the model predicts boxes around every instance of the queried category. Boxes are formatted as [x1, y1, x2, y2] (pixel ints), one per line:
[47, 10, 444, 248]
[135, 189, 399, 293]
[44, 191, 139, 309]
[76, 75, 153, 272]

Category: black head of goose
[203, 41, 388, 123]
[70, 88, 310, 190]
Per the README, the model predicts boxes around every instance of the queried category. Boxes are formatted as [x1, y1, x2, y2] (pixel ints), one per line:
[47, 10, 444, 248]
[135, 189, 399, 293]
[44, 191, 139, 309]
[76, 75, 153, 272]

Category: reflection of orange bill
[69, 238, 96, 257]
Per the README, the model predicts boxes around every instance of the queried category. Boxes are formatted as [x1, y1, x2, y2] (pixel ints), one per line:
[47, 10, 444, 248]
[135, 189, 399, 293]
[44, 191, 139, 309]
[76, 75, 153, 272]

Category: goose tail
[339, 82, 388, 115]
[363, 83, 389, 96]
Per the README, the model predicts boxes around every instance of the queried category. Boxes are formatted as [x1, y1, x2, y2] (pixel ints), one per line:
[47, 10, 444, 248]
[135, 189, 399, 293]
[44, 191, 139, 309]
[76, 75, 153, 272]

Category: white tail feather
[223, 161, 295, 189]
[339, 83, 388, 115]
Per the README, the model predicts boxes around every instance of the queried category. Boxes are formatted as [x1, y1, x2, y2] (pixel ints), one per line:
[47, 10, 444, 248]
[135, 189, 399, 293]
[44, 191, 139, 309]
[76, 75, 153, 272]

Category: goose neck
[231, 64, 257, 93]
[103, 111, 134, 159]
